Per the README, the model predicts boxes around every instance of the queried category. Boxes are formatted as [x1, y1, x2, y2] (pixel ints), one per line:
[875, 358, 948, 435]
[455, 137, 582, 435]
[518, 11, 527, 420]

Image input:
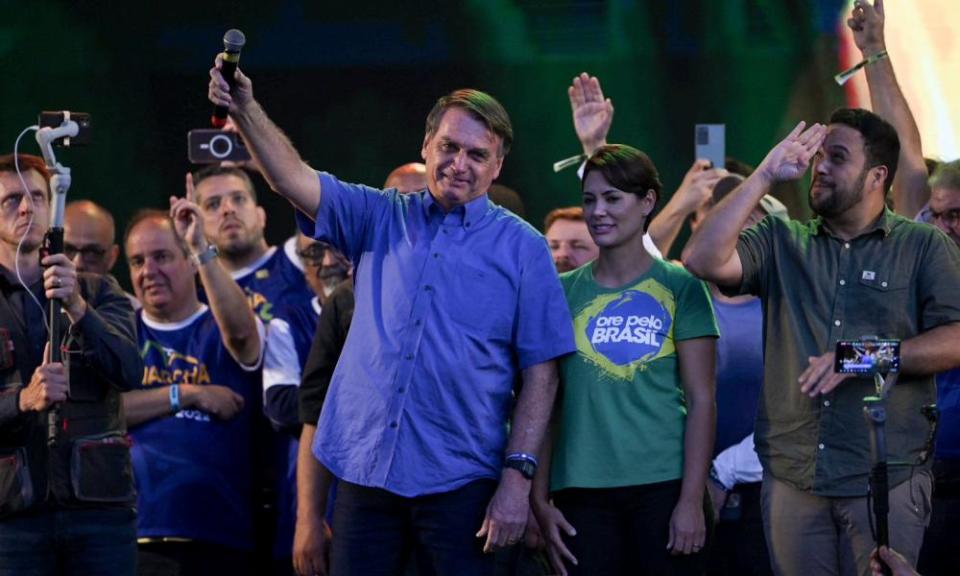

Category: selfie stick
[35, 115, 78, 444]
[863, 359, 897, 576]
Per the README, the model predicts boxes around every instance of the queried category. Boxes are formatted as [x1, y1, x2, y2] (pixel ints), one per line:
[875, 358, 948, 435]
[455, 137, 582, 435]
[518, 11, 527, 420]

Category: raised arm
[208, 55, 320, 217]
[648, 160, 726, 255]
[849, 0, 928, 217]
[569, 73, 614, 158]
[683, 122, 826, 286]
[171, 174, 261, 366]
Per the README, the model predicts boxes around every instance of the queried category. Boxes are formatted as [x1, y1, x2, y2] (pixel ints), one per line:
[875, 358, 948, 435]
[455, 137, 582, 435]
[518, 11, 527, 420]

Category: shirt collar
[811, 207, 897, 239]
[422, 190, 491, 229]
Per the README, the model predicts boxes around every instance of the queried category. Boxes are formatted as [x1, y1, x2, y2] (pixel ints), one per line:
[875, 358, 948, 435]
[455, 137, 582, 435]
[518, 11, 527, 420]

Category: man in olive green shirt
[684, 108, 960, 576]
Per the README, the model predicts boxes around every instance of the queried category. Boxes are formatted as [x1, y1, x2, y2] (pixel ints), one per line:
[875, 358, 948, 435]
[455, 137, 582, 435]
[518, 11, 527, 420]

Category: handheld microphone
[211, 29, 246, 128]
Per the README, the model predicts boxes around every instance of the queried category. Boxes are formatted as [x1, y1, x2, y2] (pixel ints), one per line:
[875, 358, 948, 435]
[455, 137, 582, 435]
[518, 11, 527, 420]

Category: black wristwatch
[503, 457, 537, 480]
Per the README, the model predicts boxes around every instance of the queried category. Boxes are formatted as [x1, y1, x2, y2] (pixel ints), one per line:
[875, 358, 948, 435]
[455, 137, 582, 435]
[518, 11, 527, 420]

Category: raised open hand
[569, 72, 614, 157]
[758, 122, 827, 183]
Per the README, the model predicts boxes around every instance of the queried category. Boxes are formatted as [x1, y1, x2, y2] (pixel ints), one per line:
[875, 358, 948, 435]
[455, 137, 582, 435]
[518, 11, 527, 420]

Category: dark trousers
[330, 479, 497, 576]
[706, 482, 772, 576]
[0, 507, 137, 576]
[918, 459, 960, 576]
[137, 540, 253, 576]
[553, 480, 711, 576]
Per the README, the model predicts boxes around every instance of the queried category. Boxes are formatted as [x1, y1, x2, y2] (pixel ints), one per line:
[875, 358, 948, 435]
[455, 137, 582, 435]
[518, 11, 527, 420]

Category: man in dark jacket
[0, 153, 141, 576]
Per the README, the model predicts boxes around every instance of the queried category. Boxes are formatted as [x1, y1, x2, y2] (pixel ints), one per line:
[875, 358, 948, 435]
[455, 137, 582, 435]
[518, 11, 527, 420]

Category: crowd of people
[1, 1, 959, 575]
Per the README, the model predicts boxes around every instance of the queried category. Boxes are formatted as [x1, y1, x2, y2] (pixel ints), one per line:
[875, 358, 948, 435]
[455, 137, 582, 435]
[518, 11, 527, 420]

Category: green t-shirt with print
[551, 258, 719, 492]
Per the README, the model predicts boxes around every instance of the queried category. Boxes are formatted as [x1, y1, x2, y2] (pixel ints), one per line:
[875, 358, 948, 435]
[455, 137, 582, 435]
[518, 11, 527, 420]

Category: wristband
[834, 49, 889, 86]
[505, 452, 539, 467]
[169, 384, 182, 414]
[192, 244, 219, 267]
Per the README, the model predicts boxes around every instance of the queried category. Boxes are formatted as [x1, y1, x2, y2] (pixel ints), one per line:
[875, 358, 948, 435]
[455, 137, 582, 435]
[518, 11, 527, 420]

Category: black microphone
[211, 28, 246, 128]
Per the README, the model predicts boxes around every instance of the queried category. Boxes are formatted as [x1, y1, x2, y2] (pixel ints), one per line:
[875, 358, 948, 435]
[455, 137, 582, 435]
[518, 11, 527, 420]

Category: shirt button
[839, 279, 846, 286]
[414, 319, 421, 326]
[834, 320, 841, 327]
[398, 388, 405, 393]
[881, 281, 888, 288]
[389, 421, 398, 429]
[433, 253, 440, 259]
[824, 400, 831, 407]
[844, 242, 850, 249]
[424, 285, 433, 292]
[442, 229, 448, 235]
[404, 353, 414, 360]
[818, 443, 825, 450]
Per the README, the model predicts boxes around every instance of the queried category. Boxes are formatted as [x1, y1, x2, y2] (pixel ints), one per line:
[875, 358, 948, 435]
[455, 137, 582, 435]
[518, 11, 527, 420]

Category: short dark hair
[582, 144, 662, 231]
[123, 209, 189, 257]
[425, 89, 513, 157]
[0, 154, 51, 198]
[488, 183, 526, 218]
[929, 159, 960, 191]
[192, 165, 257, 202]
[829, 108, 900, 194]
[544, 206, 585, 232]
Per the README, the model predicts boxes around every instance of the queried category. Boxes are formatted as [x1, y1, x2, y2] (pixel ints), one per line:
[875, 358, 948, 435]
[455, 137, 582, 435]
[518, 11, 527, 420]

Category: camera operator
[0, 153, 141, 575]
[684, 109, 960, 575]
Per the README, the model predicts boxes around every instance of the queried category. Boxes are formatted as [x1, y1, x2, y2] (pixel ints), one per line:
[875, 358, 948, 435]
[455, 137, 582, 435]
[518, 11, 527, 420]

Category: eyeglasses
[64, 243, 108, 262]
[921, 207, 960, 228]
[296, 242, 331, 264]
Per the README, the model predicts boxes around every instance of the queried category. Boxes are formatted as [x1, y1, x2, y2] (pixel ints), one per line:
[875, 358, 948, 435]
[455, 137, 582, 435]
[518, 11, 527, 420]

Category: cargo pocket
[70, 434, 136, 503]
[0, 447, 34, 517]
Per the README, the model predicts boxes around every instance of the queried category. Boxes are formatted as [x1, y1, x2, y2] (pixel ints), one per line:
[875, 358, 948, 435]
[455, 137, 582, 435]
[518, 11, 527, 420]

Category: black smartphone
[187, 129, 251, 164]
[834, 339, 901, 375]
[38, 111, 91, 146]
[695, 124, 725, 169]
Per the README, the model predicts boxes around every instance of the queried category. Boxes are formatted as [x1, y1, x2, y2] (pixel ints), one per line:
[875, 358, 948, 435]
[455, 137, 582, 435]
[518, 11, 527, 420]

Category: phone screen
[695, 124, 725, 169]
[834, 339, 901, 374]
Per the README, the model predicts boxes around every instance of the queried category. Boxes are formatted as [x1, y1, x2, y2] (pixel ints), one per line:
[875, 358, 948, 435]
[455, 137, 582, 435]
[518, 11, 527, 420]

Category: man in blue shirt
[209, 60, 575, 576]
[121, 184, 263, 574]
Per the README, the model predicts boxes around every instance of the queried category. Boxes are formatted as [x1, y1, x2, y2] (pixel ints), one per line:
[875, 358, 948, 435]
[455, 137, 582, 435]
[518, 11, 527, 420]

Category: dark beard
[809, 168, 867, 218]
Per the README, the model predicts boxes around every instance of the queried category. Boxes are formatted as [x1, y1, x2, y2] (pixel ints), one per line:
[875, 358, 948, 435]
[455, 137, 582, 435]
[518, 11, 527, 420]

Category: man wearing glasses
[64, 200, 120, 276]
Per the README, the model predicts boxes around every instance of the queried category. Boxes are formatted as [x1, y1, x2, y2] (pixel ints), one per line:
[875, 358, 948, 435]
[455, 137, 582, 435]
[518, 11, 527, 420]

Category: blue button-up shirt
[297, 172, 576, 497]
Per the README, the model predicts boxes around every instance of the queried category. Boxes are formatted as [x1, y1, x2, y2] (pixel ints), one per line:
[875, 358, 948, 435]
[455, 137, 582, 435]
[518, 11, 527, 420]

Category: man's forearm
[231, 100, 321, 217]
[683, 172, 767, 283]
[902, 322, 960, 376]
[864, 51, 928, 217]
[507, 361, 559, 459]
[123, 387, 175, 428]
[197, 258, 261, 366]
[297, 424, 333, 522]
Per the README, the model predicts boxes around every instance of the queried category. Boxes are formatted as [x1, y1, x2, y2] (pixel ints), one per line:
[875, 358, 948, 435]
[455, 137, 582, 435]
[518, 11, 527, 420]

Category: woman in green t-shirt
[532, 144, 719, 576]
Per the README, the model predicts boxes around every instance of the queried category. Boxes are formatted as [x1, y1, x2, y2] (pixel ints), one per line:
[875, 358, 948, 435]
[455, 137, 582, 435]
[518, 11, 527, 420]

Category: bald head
[384, 163, 427, 194]
[64, 200, 119, 274]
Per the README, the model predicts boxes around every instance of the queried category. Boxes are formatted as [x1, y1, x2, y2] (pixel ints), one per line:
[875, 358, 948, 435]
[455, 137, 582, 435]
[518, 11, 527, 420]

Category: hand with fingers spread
[569, 72, 614, 157]
[208, 53, 255, 116]
[531, 499, 577, 576]
[848, 0, 886, 56]
[42, 252, 87, 321]
[476, 472, 530, 553]
[667, 497, 706, 556]
[18, 343, 68, 413]
[798, 352, 853, 397]
[170, 173, 208, 255]
[758, 122, 828, 184]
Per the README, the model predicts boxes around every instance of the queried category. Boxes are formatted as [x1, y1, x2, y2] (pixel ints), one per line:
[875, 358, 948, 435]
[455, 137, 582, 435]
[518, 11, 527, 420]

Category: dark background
[3, 0, 849, 287]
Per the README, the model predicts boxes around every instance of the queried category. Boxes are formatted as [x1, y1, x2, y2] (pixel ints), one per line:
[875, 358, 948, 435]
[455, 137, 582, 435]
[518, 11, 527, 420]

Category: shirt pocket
[447, 261, 514, 339]
[0, 447, 34, 517]
[854, 275, 912, 333]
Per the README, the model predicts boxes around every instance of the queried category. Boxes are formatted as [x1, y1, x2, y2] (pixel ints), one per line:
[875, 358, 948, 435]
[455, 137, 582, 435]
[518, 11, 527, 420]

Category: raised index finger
[185, 172, 196, 204]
